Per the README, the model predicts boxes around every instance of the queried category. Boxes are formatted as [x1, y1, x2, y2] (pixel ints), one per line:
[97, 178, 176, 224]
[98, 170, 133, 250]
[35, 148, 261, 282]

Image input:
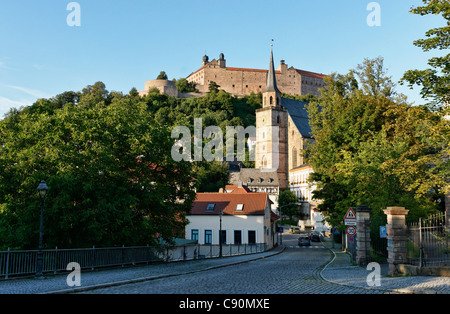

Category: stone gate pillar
[383, 207, 409, 276]
[355, 205, 371, 266]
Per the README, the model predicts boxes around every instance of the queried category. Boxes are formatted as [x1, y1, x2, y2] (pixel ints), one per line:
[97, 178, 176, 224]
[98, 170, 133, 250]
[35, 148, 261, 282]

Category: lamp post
[278, 203, 302, 245]
[36, 180, 49, 278]
[219, 209, 223, 258]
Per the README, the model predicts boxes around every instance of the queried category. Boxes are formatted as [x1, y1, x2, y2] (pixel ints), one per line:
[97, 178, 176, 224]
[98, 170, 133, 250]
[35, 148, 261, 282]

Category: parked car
[310, 232, 321, 242]
[289, 226, 301, 234]
[298, 235, 311, 246]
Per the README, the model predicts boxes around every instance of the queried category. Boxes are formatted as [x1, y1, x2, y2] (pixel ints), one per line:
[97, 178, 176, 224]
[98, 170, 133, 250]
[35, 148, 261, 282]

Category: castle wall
[140, 79, 179, 97]
[187, 57, 324, 97]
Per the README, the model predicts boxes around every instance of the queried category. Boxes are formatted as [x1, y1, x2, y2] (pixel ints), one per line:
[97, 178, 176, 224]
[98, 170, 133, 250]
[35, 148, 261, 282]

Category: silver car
[298, 235, 311, 246]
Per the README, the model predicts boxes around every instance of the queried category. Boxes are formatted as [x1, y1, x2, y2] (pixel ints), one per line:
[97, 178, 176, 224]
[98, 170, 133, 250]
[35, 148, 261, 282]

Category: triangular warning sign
[344, 207, 356, 219]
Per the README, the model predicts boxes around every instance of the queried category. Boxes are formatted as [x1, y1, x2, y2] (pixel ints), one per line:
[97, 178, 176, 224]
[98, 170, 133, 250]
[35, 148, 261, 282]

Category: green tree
[400, 0, 450, 111]
[156, 71, 168, 80]
[0, 86, 196, 249]
[208, 81, 220, 93]
[306, 58, 447, 225]
[176, 78, 198, 93]
[278, 190, 298, 221]
[193, 161, 229, 192]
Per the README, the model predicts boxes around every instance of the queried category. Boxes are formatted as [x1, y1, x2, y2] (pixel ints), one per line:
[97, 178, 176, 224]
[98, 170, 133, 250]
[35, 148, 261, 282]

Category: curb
[319, 241, 443, 294]
[43, 247, 286, 294]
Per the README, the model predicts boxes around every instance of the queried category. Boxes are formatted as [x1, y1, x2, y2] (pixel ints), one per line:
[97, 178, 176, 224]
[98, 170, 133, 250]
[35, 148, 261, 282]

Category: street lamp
[278, 203, 302, 245]
[36, 180, 48, 278]
[219, 209, 223, 258]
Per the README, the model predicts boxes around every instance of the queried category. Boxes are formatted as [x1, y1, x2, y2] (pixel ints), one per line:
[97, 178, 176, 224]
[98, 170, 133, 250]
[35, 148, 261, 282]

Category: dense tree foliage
[401, 0, 450, 111]
[176, 78, 198, 93]
[0, 83, 261, 249]
[156, 71, 168, 80]
[277, 190, 299, 221]
[306, 58, 449, 226]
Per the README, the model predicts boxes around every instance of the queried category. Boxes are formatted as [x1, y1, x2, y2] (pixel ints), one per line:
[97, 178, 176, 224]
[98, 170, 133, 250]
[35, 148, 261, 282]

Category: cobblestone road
[77, 241, 384, 294]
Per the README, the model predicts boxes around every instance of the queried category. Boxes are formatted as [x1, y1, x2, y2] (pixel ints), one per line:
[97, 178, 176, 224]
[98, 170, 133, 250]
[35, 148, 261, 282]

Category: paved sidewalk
[0, 247, 284, 294]
[320, 239, 450, 294]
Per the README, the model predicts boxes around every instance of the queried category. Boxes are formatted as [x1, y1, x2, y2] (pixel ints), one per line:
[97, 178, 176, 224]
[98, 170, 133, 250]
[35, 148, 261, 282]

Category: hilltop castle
[186, 53, 326, 97]
[139, 52, 326, 98]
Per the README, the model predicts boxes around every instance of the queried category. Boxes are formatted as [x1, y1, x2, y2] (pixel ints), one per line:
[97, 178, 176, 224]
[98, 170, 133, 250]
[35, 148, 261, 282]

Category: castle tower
[202, 54, 209, 66]
[255, 47, 289, 190]
[218, 53, 226, 68]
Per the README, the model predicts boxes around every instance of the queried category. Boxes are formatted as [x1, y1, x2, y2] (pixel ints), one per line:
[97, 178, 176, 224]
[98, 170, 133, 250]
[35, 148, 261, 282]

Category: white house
[289, 164, 330, 232]
[185, 186, 279, 249]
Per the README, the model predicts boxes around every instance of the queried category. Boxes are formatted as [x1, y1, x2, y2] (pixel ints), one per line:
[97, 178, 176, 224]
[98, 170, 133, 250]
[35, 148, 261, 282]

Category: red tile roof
[187, 64, 326, 80]
[191, 191, 269, 216]
[295, 69, 326, 79]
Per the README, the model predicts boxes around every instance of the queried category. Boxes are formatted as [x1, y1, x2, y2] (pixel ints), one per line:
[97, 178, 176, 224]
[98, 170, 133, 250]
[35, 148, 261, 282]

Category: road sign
[379, 226, 387, 238]
[344, 207, 357, 225]
[348, 235, 355, 243]
[346, 226, 357, 236]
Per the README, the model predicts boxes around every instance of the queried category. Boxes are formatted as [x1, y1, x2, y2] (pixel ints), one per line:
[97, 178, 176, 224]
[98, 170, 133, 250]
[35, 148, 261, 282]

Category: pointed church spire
[265, 42, 280, 93]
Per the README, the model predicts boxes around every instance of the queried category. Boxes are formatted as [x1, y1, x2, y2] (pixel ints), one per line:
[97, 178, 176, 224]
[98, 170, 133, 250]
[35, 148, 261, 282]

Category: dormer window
[235, 204, 244, 211]
[206, 204, 215, 211]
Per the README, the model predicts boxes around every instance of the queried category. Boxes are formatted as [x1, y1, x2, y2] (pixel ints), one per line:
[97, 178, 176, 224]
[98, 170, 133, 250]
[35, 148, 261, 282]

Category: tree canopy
[400, 0, 450, 111]
[306, 57, 449, 226]
[0, 84, 198, 249]
[0, 83, 262, 250]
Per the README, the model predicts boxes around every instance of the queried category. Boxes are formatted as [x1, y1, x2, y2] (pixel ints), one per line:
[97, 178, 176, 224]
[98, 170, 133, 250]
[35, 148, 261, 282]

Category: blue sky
[0, 0, 444, 118]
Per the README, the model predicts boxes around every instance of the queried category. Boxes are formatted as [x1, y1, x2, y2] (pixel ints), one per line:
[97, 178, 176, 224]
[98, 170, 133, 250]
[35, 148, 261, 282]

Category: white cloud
[0, 61, 12, 70]
[0, 96, 32, 118]
[6, 85, 51, 99]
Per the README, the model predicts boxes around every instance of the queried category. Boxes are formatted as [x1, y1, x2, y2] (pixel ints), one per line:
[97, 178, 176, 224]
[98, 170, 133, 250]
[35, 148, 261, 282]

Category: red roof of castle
[187, 64, 325, 80]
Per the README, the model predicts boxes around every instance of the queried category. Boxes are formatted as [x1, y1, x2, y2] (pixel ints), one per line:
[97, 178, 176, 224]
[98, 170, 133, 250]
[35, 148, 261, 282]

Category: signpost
[379, 225, 387, 238]
[346, 226, 357, 236]
[344, 207, 357, 226]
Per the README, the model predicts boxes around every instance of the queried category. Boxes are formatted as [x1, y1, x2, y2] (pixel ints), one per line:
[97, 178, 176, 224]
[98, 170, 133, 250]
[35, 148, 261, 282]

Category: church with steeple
[232, 47, 316, 214]
[255, 47, 314, 188]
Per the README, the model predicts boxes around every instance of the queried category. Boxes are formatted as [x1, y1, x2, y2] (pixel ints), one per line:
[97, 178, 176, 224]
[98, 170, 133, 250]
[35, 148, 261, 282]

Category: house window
[248, 230, 256, 244]
[236, 204, 244, 211]
[234, 230, 242, 244]
[191, 229, 199, 241]
[206, 204, 215, 211]
[292, 147, 298, 168]
[204, 230, 212, 244]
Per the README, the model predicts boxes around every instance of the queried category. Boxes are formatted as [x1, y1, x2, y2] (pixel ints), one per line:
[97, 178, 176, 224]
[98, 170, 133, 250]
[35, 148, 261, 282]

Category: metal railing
[0, 243, 266, 279]
[407, 213, 449, 267]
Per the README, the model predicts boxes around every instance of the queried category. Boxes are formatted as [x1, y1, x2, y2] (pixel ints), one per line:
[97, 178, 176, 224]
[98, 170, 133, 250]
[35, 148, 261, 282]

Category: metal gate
[407, 213, 449, 267]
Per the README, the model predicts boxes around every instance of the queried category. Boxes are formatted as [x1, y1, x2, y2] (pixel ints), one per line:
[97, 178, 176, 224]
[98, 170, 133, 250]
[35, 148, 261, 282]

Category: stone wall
[187, 56, 325, 97]
[139, 79, 179, 97]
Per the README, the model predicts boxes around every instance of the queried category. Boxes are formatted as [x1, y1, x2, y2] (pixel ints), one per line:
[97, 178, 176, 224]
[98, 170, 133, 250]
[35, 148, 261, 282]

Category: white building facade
[185, 187, 279, 249]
